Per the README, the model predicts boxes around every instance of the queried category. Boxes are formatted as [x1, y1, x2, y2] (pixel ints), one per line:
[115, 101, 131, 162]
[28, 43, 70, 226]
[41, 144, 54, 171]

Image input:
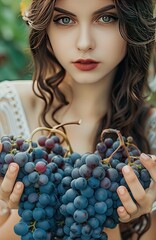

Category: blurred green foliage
[0, 0, 32, 81]
[148, 87, 156, 107]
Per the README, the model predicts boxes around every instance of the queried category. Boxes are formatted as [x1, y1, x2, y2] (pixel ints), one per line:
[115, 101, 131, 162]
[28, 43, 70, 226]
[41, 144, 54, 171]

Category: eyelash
[53, 14, 118, 26]
[53, 16, 74, 25]
[98, 15, 118, 23]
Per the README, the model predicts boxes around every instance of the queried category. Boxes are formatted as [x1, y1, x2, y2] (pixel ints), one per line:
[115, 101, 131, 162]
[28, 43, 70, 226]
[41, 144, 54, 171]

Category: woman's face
[47, 0, 127, 85]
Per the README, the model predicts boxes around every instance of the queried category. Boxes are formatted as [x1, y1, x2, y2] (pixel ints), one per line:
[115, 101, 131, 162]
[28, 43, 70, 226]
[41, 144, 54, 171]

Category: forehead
[54, 0, 116, 13]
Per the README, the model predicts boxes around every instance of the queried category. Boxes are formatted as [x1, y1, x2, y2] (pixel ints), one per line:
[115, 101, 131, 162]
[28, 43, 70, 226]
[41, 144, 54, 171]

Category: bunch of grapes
[0, 126, 151, 240]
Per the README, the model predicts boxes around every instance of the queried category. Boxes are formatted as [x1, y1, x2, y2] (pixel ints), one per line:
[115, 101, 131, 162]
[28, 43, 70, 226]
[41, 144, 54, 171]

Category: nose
[76, 24, 95, 52]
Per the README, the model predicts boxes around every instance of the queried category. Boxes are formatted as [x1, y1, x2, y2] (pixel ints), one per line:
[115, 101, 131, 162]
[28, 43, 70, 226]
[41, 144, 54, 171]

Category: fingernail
[119, 206, 125, 212]
[9, 164, 17, 173]
[16, 183, 22, 190]
[118, 187, 125, 195]
[141, 153, 150, 160]
[123, 165, 130, 174]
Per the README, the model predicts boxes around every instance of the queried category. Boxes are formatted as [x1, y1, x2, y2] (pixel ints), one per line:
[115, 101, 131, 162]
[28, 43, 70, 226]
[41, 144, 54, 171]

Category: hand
[117, 153, 156, 222]
[0, 163, 24, 226]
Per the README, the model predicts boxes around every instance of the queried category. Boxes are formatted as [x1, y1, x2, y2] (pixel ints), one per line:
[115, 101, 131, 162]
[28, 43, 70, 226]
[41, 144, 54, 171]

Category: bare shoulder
[12, 80, 43, 131]
[12, 80, 42, 109]
[0, 80, 36, 109]
[12, 80, 39, 113]
[12, 80, 34, 100]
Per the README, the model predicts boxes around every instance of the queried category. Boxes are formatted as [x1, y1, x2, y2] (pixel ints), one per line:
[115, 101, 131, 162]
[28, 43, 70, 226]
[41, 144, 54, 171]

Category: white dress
[0, 81, 30, 139]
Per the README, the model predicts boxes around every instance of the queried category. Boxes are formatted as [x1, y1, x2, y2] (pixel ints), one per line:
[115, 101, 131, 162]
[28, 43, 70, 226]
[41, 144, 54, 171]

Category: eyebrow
[94, 5, 116, 15]
[54, 4, 116, 17]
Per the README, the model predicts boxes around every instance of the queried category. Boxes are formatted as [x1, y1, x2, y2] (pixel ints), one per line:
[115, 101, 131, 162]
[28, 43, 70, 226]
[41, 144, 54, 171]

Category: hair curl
[25, 0, 156, 239]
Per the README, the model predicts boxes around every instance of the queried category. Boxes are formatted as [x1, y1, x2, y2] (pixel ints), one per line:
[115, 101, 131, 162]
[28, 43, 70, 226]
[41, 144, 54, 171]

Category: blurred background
[0, 0, 32, 81]
[0, 0, 155, 105]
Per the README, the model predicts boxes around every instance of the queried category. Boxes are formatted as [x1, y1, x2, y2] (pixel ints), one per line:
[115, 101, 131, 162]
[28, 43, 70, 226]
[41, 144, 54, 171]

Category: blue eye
[98, 15, 118, 23]
[53, 16, 73, 25]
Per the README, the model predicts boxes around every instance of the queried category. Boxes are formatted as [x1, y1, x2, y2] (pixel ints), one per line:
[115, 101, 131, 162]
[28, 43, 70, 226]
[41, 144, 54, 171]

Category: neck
[60, 74, 113, 122]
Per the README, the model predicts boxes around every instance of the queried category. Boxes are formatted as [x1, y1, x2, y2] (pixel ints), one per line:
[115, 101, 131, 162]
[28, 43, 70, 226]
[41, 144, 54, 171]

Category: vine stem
[27, 120, 81, 154]
[53, 120, 82, 129]
[100, 128, 132, 165]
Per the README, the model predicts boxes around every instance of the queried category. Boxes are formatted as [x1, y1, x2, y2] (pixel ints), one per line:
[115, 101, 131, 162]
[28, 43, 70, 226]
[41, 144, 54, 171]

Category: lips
[73, 59, 99, 71]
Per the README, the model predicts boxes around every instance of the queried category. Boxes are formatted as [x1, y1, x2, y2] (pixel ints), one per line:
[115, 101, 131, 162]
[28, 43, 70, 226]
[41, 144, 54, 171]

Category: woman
[0, 0, 156, 239]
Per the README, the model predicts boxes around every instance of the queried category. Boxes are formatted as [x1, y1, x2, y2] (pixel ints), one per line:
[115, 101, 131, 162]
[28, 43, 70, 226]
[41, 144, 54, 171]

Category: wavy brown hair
[25, 0, 156, 239]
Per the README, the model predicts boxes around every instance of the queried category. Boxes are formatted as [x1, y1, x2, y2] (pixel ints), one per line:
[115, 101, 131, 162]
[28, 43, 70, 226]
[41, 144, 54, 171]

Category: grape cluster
[0, 127, 151, 240]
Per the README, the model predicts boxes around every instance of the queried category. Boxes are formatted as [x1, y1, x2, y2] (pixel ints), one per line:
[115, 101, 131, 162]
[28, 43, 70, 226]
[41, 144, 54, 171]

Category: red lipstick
[73, 59, 99, 71]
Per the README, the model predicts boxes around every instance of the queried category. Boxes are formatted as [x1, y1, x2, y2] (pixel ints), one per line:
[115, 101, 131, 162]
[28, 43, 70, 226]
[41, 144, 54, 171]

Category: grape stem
[100, 128, 135, 165]
[29, 220, 36, 231]
[27, 120, 81, 154]
[53, 119, 82, 129]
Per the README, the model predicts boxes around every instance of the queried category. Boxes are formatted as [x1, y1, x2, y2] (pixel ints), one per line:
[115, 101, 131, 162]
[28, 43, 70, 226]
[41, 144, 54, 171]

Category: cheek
[112, 31, 127, 59]
[48, 37, 61, 57]
[50, 39, 70, 69]
[98, 27, 127, 53]
[105, 37, 127, 62]
[48, 33, 70, 59]
[98, 36, 127, 69]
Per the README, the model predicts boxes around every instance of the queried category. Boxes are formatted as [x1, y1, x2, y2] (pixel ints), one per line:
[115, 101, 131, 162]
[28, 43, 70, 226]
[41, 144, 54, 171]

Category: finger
[117, 186, 138, 215]
[117, 206, 131, 223]
[122, 165, 147, 206]
[140, 153, 156, 182]
[0, 211, 10, 226]
[0, 200, 11, 227]
[146, 180, 156, 204]
[0, 177, 3, 185]
[8, 182, 24, 209]
[0, 163, 19, 200]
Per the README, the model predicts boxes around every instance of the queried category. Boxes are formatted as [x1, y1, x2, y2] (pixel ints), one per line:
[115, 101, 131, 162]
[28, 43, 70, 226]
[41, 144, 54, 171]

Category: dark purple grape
[106, 168, 119, 182]
[14, 221, 29, 236]
[16, 138, 24, 147]
[38, 136, 47, 147]
[45, 138, 55, 149]
[14, 152, 29, 167]
[2, 141, 12, 153]
[35, 161, 47, 173]
[4, 153, 14, 164]
[96, 142, 107, 154]
[79, 164, 92, 178]
[104, 138, 113, 147]
[85, 154, 101, 169]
